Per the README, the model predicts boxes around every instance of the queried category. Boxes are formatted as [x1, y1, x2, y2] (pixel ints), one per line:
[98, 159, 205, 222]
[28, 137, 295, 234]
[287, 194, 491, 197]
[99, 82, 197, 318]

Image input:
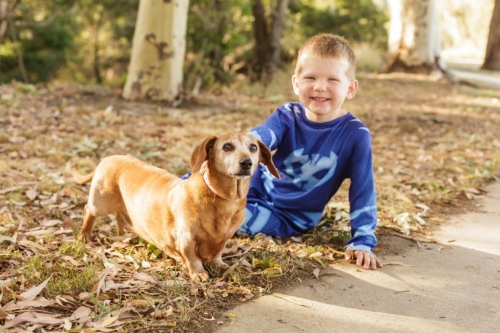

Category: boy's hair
[295, 34, 356, 80]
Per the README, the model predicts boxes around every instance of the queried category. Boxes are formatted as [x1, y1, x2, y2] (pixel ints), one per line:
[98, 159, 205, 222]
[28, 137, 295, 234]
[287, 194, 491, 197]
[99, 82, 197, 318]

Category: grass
[21, 255, 100, 298]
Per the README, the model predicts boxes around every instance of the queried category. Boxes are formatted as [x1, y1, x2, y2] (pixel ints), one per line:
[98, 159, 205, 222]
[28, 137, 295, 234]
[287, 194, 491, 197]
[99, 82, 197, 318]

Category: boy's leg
[238, 203, 273, 236]
[238, 202, 307, 237]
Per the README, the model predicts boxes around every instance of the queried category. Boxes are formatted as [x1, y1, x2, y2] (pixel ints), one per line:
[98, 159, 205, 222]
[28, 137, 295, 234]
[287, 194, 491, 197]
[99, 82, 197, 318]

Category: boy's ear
[291, 75, 300, 96]
[346, 79, 358, 99]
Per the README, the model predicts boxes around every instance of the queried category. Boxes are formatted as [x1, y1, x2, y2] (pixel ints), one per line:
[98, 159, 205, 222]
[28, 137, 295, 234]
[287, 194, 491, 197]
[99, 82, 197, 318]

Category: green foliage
[65, 0, 139, 85]
[0, 0, 389, 86]
[288, 0, 388, 47]
[0, 1, 77, 83]
[185, 0, 254, 89]
[187, 0, 388, 88]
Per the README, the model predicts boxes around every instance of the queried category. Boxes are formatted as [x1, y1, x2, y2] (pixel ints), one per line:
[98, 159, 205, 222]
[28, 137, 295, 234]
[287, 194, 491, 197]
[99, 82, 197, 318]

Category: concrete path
[450, 69, 500, 88]
[443, 57, 500, 88]
[215, 181, 500, 333]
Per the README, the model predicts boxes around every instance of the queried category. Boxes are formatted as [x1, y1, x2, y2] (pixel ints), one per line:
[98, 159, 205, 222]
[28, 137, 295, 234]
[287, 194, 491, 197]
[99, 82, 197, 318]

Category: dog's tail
[72, 170, 94, 185]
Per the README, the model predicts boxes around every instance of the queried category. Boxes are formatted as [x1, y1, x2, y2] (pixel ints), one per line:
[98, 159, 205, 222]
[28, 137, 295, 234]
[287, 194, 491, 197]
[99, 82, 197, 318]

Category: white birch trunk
[385, 0, 444, 73]
[0, 0, 8, 45]
[122, 0, 189, 103]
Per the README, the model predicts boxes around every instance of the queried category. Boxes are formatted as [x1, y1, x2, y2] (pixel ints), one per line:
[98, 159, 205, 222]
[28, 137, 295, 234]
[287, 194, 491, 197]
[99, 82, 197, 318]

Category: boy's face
[292, 54, 358, 123]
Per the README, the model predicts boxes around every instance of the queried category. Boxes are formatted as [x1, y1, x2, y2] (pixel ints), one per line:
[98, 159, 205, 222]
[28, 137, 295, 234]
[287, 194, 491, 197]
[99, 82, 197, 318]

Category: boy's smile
[292, 55, 358, 123]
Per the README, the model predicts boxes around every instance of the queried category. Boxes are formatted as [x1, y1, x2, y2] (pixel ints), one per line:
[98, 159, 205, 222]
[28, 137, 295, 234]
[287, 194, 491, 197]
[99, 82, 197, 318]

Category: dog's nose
[239, 158, 253, 171]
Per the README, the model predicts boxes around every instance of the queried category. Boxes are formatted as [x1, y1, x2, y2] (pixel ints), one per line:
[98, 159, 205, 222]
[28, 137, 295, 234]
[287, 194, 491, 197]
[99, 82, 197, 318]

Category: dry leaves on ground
[0, 72, 499, 331]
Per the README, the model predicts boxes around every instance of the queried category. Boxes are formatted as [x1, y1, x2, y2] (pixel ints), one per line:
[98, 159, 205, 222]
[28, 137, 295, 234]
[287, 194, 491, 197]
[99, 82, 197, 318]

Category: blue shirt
[239, 102, 378, 252]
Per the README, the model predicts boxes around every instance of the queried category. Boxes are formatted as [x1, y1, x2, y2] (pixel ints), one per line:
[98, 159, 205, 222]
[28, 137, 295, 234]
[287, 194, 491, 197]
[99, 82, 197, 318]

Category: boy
[239, 34, 383, 270]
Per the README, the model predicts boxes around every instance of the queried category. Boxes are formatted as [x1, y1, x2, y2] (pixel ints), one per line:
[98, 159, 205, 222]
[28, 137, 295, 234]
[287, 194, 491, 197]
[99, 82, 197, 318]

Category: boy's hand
[345, 249, 383, 270]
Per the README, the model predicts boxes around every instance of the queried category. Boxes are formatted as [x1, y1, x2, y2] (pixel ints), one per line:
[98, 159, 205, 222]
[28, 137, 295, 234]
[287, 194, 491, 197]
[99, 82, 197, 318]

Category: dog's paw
[78, 232, 92, 243]
[191, 272, 210, 284]
[214, 262, 230, 270]
[212, 257, 230, 270]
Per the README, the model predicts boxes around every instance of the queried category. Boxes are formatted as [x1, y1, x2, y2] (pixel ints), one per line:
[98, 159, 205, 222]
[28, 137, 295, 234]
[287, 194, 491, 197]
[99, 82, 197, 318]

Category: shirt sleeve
[344, 128, 378, 253]
[248, 105, 289, 150]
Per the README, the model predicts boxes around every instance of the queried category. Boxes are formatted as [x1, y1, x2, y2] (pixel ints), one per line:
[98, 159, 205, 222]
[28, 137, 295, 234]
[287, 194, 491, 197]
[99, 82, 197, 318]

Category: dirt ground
[0, 71, 499, 331]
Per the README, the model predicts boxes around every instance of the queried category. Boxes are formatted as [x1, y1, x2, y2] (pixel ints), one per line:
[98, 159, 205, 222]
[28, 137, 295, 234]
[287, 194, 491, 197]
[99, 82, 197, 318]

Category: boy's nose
[313, 80, 327, 91]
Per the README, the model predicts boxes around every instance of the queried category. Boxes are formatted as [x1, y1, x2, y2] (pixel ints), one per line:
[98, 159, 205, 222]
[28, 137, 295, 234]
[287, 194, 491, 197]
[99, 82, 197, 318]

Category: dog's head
[190, 133, 280, 179]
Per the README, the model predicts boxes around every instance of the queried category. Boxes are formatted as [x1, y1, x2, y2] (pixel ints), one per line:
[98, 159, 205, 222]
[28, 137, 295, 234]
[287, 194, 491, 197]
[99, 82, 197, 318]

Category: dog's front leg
[179, 239, 210, 283]
[211, 243, 230, 270]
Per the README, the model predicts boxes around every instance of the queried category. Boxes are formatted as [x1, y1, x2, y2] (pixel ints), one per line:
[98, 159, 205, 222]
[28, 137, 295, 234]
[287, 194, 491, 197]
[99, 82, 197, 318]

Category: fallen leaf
[26, 188, 38, 200]
[3, 297, 54, 311]
[18, 240, 49, 252]
[98, 315, 119, 328]
[133, 272, 160, 285]
[70, 306, 92, 321]
[1, 311, 63, 329]
[0, 310, 8, 320]
[41, 219, 63, 227]
[19, 277, 51, 301]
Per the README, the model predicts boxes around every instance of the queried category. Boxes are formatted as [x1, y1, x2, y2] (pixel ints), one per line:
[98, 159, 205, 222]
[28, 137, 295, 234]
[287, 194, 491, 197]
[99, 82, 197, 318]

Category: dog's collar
[201, 162, 244, 202]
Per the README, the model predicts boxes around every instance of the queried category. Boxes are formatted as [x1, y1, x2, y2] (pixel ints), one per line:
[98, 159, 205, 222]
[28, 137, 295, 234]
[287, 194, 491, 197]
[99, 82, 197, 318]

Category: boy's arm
[344, 129, 382, 269]
[248, 104, 293, 150]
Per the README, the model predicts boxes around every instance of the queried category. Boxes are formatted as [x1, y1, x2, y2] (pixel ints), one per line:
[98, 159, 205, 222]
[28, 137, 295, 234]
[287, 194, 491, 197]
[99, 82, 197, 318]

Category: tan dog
[73, 133, 280, 283]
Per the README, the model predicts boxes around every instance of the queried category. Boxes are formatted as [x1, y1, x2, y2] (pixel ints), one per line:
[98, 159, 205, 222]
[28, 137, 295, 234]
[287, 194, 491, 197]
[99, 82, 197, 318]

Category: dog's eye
[223, 143, 234, 151]
[249, 144, 258, 152]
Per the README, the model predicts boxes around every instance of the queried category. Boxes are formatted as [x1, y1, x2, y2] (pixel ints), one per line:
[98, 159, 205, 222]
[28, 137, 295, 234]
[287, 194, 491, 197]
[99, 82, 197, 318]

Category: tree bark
[122, 0, 189, 104]
[481, 0, 500, 70]
[0, 0, 7, 46]
[0, 0, 20, 46]
[384, 0, 445, 74]
[93, 12, 103, 84]
[252, 0, 289, 81]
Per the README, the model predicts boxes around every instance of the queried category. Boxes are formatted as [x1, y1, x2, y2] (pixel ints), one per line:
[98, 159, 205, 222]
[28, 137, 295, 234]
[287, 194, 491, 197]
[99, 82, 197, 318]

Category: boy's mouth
[311, 97, 329, 102]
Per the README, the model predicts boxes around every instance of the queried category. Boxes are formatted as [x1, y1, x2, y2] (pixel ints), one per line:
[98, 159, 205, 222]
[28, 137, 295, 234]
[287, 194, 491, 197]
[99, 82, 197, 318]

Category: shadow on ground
[215, 182, 500, 333]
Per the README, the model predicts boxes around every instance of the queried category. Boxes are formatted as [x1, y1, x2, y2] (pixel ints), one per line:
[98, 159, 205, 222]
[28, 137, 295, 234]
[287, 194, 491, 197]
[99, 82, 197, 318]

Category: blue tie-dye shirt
[239, 102, 378, 252]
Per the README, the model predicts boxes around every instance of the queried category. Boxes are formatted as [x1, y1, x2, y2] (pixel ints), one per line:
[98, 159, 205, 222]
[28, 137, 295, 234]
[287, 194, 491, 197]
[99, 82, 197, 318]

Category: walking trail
[215, 181, 500, 333]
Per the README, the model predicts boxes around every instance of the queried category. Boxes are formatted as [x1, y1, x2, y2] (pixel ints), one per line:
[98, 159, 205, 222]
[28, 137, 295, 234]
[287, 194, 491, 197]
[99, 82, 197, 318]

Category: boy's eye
[222, 143, 234, 151]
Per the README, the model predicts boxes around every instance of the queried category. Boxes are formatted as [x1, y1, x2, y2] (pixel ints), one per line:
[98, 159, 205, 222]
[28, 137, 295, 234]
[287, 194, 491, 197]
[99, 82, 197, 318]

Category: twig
[8, 12, 28, 82]
[383, 262, 414, 267]
[0, 186, 23, 195]
[386, 230, 442, 244]
[394, 290, 410, 294]
[272, 293, 312, 307]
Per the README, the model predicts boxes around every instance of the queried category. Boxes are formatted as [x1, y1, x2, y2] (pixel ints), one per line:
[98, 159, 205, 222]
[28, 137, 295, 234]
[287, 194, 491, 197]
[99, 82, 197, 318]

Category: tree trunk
[93, 12, 103, 84]
[481, 0, 500, 70]
[268, 0, 289, 72]
[384, 0, 445, 74]
[122, 0, 189, 104]
[0, 0, 7, 46]
[252, 0, 289, 81]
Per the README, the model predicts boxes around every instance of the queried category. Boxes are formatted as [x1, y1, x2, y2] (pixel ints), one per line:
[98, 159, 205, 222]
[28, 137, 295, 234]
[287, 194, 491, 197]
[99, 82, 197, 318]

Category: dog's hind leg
[79, 205, 97, 241]
[116, 212, 131, 234]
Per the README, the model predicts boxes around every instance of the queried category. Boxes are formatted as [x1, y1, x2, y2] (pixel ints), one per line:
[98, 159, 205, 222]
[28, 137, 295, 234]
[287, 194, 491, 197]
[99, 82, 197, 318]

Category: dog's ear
[190, 136, 217, 173]
[257, 140, 280, 179]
